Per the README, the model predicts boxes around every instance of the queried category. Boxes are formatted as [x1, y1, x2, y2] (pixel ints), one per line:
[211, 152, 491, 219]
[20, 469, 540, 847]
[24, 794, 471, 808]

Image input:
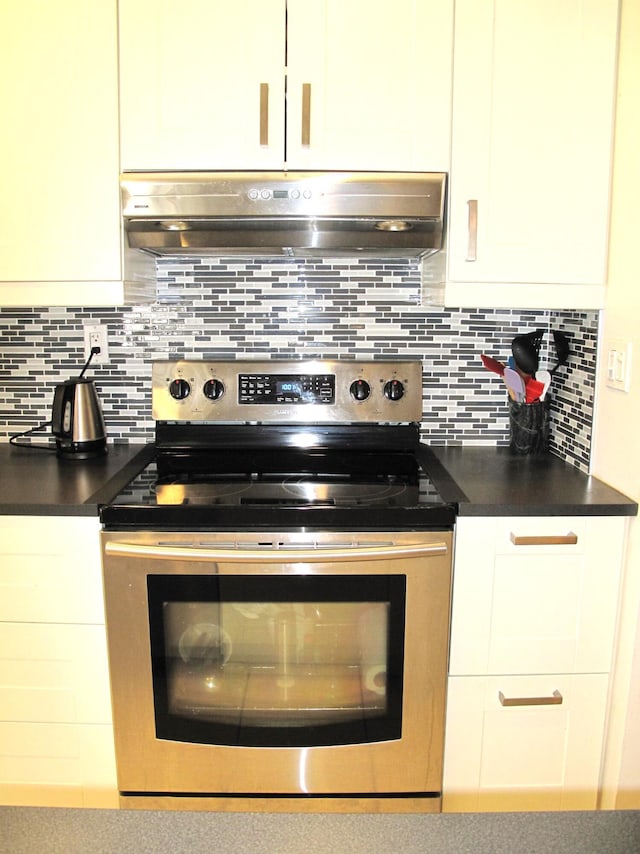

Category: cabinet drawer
[0, 517, 104, 624]
[0, 623, 111, 724]
[0, 722, 117, 808]
[443, 673, 609, 812]
[450, 516, 625, 675]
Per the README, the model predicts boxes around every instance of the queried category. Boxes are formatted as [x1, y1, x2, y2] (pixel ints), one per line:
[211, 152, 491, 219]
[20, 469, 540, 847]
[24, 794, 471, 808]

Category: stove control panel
[152, 360, 422, 423]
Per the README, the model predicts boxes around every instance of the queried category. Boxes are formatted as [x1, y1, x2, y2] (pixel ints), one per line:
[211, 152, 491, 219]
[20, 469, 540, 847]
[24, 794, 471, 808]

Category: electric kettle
[51, 377, 107, 459]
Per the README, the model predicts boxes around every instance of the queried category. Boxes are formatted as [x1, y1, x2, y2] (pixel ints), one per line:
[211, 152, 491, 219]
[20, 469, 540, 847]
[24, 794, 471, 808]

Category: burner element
[281, 476, 409, 505]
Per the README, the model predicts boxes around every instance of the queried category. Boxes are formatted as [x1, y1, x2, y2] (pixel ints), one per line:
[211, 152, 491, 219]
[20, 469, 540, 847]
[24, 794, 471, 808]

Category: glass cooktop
[101, 448, 455, 530]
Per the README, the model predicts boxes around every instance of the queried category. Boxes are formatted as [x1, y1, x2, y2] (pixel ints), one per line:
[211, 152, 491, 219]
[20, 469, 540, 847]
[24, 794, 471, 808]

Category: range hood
[121, 171, 446, 258]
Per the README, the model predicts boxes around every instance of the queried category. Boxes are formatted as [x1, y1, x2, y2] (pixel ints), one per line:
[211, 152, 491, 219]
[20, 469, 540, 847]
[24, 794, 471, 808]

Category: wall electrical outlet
[605, 339, 632, 392]
[83, 323, 109, 363]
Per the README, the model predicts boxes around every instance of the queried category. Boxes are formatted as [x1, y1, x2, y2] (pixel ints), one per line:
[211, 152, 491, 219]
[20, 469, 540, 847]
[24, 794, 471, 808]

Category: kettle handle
[51, 384, 72, 436]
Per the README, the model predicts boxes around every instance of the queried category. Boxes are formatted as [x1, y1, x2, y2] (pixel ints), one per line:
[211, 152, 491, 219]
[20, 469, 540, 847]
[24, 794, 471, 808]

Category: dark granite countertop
[0, 441, 635, 519]
[0, 443, 154, 516]
[420, 445, 637, 517]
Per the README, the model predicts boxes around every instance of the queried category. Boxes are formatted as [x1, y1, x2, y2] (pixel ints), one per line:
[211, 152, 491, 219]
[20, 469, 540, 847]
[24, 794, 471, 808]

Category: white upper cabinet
[119, 0, 286, 171]
[446, 0, 619, 308]
[285, 0, 452, 171]
[0, 0, 125, 306]
[119, 0, 453, 172]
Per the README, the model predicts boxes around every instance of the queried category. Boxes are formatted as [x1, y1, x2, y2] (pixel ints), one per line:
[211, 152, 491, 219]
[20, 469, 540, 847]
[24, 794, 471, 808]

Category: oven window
[147, 575, 405, 747]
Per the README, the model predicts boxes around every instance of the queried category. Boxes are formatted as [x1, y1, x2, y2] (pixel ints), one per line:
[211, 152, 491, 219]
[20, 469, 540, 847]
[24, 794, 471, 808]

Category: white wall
[592, 0, 640, 809]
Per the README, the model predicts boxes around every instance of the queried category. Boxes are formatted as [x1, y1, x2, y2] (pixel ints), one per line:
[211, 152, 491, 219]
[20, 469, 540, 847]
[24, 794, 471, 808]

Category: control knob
[349, 379, 371, 401]
[383, 379, 405, 401]
[203, 378, 225, 401]
[169, 378, 191, 400]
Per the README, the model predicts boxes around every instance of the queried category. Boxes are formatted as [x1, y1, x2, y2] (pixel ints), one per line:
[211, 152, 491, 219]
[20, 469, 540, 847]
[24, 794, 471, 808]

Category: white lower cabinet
[443, 516, 626, 812]
[0, 517, 117, 808]
[444, 674, 609, 812]
[0, 723, 116, 809]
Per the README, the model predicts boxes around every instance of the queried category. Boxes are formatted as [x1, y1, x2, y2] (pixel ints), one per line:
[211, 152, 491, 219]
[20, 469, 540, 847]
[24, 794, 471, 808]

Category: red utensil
[525, 378, 545, 403]
[481, 354, 505, 376]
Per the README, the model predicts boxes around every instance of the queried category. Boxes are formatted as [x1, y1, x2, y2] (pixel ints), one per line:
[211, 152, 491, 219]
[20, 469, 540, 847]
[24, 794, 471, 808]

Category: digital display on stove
[278, 381, 302, 394]
[239, 373, 335, 405]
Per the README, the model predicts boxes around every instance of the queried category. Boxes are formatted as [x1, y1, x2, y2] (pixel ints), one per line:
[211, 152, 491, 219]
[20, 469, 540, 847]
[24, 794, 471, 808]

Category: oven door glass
[148, 574, 405, 747]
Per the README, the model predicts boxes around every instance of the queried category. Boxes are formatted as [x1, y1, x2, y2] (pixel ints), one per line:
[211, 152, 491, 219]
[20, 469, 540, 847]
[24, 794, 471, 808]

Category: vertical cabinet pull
[465, 199, 478, 261]
[301, 83, 311, 146]
[510, 532, 578, 546]
[499, 690, 563, 707]
[259, 83, 269, 146]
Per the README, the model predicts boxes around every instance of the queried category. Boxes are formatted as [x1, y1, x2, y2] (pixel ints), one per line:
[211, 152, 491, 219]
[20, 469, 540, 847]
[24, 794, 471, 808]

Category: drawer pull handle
[510, 532, 578, 546]
[259, 83, 269, 146]
[499, 690, 563, 707]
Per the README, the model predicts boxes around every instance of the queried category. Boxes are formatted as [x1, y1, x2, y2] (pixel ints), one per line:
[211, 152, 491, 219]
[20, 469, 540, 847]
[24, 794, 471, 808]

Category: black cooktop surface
[100, 446, 456, 530]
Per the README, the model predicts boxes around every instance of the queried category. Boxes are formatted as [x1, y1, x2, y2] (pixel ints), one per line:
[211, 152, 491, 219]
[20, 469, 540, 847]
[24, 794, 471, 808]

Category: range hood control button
[350, 379, 371, 401]
[169, 378, 191, 400]
[384, 380, 405, 401]
[204, 379, 225, 401]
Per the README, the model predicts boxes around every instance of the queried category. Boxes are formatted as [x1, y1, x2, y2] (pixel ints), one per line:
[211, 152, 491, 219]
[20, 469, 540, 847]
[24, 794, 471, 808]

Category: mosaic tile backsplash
[0, 256, 597, 472]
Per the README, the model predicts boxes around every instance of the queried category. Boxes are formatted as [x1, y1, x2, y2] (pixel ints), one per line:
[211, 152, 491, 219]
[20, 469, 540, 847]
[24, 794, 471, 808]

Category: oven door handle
[104, 541, 449, 563]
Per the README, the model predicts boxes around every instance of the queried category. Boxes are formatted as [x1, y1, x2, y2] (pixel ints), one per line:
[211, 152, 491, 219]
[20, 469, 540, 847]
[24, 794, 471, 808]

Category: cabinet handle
[465, 199, 478, 261]
[259, 83, 269, 146]
[301, 83, 311, 146]
[498, 690, 563, 707]
[510, 532, 578, 546]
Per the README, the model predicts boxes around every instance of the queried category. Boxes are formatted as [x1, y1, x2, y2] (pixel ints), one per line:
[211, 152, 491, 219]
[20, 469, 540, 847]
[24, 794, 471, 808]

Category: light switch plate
[606, 339, 632, 392]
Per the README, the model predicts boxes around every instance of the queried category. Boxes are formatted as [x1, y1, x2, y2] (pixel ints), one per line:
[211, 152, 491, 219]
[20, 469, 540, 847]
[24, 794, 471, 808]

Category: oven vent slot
[156, 539, 399, 551]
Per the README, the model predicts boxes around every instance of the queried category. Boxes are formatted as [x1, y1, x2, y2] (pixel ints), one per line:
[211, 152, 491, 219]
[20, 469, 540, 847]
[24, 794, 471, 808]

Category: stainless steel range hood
[121, 171, 446, 258]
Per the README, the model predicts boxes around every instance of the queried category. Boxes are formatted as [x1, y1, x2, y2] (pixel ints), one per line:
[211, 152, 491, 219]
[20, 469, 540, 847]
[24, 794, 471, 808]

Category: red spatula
[525, 378, 545, 403]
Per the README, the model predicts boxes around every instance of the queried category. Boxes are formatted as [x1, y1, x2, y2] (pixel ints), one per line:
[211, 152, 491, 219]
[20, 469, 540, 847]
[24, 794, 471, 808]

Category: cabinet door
[448, 0, 619, 293]
[286, 0, 452, 171]
[119, 0, 286, 170]
[0, 0, 122, 299]
[0, 516, 117, 808]
[443, 674, 609, 811]
[449, 517, 625, 676]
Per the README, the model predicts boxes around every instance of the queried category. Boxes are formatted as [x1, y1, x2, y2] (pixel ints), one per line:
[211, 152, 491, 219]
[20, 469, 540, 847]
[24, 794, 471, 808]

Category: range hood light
[375, 220, 413, 232]
[159, 220, 192, 232]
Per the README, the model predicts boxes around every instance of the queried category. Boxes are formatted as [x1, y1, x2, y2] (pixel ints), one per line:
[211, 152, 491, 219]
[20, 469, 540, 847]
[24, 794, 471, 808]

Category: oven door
[101, 531, 452, 798]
